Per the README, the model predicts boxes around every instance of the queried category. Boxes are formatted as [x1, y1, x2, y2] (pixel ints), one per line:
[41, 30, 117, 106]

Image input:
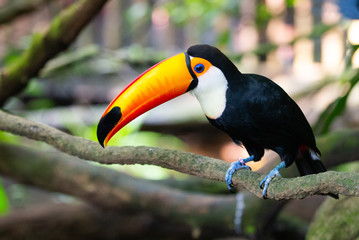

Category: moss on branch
[307, 197, 359, 239]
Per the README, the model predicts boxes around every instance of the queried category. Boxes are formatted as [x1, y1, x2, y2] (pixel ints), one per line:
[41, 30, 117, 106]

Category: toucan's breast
[191, 66, 228, 119]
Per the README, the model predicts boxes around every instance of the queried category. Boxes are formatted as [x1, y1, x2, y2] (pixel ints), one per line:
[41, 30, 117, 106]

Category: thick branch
[0, 0, 108, 106]
[307, 197, 359, 239]
[0, 203, 235, 239]
[0, 110, 358, 199]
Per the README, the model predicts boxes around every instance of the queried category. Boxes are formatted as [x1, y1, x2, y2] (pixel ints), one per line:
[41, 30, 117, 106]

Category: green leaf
[0, 179, 9, 215]
[314, 71, 359, 135]
[285, 0, 295, 8]
[256, 3, 272, 28]
[217, 30, 230, 45]
[313, 95, 348, 135]
[0, 131, 20, 145]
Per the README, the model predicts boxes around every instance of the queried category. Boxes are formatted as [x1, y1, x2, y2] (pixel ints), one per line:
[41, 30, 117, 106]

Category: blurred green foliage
[165, 0, 239, 25]
[125, 1, 151, 27]
[22, 80, 55, 110]
[256, 3, 272, 29]
[1, 48, 23, 66]
[105, 119, 188, 180]
[123, 44, 167, 67]
[63, 113, 188, 180]
[286, 0, 296, 8]
[314, 69, 359, 135]
[0, 180, 9, 215]
[313, 40, 359, 135]
[0, 131, 20, 145]
[41, 45, 100, 77]
[164, 0, 238, 44]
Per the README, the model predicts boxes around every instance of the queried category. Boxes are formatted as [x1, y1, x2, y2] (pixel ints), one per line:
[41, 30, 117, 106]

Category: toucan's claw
[260, 161, 286, 199]
[225, 157, 252, 190]
[260, 169, 281, 199]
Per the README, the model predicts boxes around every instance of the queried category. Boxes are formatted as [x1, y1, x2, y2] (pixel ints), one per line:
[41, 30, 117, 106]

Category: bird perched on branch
[97, 44, 338, 199]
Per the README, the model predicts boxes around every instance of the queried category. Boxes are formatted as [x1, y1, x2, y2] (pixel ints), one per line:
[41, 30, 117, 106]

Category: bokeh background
[0, 0, 359, 239]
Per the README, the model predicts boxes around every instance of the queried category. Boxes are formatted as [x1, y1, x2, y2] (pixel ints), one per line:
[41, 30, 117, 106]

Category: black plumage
[188, 45, 329, 180]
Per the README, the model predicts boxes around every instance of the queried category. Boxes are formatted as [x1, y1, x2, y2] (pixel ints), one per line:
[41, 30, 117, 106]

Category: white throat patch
[191, 66, 228, 119]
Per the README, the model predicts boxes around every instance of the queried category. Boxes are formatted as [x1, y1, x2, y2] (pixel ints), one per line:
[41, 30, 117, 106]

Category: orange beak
[97, 52, 198, 147]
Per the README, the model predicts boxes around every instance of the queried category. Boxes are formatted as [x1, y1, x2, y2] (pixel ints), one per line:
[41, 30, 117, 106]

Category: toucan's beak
[97, 52, 198, 147]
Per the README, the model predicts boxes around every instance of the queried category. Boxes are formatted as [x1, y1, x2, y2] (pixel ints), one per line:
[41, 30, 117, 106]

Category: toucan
[97, 44, 338, 199]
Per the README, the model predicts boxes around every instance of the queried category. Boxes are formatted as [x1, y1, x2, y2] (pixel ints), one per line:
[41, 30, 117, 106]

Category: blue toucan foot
[260, 161, 286, 199]
[226, 156, 254, 190]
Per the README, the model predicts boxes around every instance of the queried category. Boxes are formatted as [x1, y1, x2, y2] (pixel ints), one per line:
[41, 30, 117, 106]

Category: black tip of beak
[184, 52, 199, 92]
[97, 106, 122, 148]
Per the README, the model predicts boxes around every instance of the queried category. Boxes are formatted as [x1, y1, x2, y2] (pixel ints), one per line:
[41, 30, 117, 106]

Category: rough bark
[0, 0, 108, 106]
[0, 110, 358, 200]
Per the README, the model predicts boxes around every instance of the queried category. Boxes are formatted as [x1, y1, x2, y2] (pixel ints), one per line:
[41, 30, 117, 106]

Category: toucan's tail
[295, 147, 326, 176]
[295, 146, 339, 199]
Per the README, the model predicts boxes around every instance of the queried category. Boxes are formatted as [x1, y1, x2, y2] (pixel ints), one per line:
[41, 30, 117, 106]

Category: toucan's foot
[260, 170, 281, 199]
[226, 156, 253, 190]
[260, 161, 286, 199]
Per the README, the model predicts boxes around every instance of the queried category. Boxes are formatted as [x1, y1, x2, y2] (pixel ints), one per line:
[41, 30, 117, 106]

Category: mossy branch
[0, 109, 359, 200]
[307, 196, 359, 239]
[0, 0, 108, 106]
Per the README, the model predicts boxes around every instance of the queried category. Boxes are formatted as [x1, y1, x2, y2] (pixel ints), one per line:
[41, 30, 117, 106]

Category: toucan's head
[97, 44, 238, 147]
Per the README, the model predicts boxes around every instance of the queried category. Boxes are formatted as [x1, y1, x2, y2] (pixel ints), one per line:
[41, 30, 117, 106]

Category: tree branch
[0, 0, 108, 106]
[0, 109, 358, 200]
[0, 203, 237, 239]
[307, 196, 359, 239]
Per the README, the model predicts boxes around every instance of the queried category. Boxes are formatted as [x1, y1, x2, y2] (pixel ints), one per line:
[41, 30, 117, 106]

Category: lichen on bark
[307, 196, 359, 240]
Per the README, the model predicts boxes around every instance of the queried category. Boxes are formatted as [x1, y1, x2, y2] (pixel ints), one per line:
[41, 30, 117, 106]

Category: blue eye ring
[194, 63, 205, 73]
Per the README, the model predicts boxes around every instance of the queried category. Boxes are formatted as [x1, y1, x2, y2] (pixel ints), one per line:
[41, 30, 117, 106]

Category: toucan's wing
[243, 74, 318, 152]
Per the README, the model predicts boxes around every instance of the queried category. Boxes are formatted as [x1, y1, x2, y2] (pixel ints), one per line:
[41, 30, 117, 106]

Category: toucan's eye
[194, 63, 205, 73]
